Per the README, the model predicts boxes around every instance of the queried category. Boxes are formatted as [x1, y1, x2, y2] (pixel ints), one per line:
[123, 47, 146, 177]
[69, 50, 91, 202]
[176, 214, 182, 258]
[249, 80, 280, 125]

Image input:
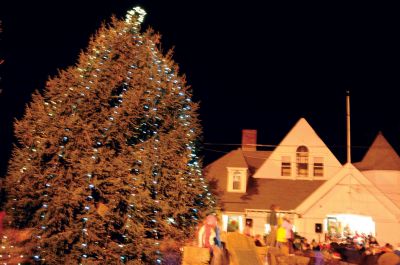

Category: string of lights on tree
[5, 6, 214, 265]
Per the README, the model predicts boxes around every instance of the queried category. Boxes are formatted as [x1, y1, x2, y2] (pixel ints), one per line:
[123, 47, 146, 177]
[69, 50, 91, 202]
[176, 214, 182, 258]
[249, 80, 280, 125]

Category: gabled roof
[204, 149, 271, 200]
[204, 149, 248, 197]
[205, 149, 324, 212]
[242, 150, 272, 173]
[227, 149, 248, 168]
[354, 132, 400, 171]
[296, 163, 400, 219]
[216, 178, 325, 212]
[253, 118, 342, 179]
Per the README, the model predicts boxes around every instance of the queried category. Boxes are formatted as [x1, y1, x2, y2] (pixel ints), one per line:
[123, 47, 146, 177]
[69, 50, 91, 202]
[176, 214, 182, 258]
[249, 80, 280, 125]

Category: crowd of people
[290, 236, 400, 265]
[264, 204, 295, 254]
[257, 216, 400, 265]
[249, 204, 400, 264]
[196, 207, 400, 265]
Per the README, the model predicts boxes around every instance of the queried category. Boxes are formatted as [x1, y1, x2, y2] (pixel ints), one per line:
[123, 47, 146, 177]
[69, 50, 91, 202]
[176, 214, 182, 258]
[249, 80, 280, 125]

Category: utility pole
[346, 90, 351, 164]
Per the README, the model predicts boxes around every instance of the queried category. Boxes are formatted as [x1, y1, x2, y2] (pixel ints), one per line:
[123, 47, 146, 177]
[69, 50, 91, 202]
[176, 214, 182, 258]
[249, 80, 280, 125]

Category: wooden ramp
[225, 232, 263, 265]
[181, 246, 210, 265]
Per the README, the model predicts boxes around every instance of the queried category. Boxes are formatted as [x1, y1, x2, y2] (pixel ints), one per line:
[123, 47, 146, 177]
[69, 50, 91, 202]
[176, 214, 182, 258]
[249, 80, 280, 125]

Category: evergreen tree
[0, 21, 5, 209]
[5, 7, 214, 264]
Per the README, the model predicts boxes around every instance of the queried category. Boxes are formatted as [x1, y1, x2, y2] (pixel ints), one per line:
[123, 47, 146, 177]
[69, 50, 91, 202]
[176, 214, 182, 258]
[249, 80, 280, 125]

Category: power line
[203, 142, 382, 149]
[201, 148, 400, 197]
[202, 148, 344, 169]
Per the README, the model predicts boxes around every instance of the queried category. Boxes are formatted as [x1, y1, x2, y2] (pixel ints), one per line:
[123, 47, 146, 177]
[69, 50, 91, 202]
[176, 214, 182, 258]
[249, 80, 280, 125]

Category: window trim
[296, 146, 309, 177]
[232, 171, 241, 190]
[227, 167, 247, 192]
[313, 157, 324, 177]
[281, 156, 291, 176]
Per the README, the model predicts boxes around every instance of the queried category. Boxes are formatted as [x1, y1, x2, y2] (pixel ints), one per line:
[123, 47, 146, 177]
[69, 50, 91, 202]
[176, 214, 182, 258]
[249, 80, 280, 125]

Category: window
[227, 167, 247, 192]
[281, 156, 291, 176]
[232, 170, 241, 190]
[227, 216, 240, 232]
[313, 157, 324, 177]
[296, 146, 309, 177]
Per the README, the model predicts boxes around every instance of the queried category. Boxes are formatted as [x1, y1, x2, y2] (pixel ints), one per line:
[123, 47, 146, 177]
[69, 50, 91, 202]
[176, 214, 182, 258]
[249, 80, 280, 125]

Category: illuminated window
[232, 171, 241, 190]
[296, 146, 308, 177]
[227, 216, 240, 232]
[313, 157, 324, 177]
[281, 156, 291, 176]
[227, 168, 247, 192]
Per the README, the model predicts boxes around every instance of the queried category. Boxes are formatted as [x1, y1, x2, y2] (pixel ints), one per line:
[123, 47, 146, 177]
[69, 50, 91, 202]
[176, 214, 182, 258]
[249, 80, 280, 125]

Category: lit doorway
[324, 214, 375, 239]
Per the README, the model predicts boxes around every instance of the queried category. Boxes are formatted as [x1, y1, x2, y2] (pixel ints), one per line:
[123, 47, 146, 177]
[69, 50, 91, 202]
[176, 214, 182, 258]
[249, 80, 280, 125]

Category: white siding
[254, 118, 342, 180]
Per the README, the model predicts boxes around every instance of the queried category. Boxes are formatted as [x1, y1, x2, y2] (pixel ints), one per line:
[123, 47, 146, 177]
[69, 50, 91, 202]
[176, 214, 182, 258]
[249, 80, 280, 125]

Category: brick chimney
[242, 129, 257, 151]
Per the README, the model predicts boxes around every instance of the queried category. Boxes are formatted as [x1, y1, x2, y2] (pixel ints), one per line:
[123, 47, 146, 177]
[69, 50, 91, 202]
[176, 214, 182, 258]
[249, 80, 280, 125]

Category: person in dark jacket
[266, 204, 278, 246]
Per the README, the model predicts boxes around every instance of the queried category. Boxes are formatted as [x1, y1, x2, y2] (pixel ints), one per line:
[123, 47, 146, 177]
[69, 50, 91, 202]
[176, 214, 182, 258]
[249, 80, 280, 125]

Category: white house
[204, 118, 400, 246]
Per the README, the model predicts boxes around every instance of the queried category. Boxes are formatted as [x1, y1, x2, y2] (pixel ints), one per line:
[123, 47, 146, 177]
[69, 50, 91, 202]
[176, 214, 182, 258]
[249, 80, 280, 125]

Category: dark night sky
[0, 1, 399, 176]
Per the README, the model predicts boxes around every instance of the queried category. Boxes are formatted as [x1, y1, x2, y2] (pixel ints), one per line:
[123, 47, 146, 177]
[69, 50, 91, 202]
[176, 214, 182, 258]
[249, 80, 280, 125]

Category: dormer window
[281, 156, 291, 176]
[232, 171, 241, 190]
[227, 167, 247, 192]
[296, 146, 309, 177]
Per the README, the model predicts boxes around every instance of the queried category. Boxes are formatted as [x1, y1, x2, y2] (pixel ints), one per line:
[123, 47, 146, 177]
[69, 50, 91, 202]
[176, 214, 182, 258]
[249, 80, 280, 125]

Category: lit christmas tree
[5, 7, 214, 264]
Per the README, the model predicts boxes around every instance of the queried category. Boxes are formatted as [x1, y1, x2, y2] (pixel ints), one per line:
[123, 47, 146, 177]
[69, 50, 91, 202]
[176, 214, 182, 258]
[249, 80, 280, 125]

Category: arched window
[296, 146, 308, 177]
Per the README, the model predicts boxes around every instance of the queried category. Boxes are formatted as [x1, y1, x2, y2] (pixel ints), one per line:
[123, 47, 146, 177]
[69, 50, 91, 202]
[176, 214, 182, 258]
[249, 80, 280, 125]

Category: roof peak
[355, 132, 400, 170]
